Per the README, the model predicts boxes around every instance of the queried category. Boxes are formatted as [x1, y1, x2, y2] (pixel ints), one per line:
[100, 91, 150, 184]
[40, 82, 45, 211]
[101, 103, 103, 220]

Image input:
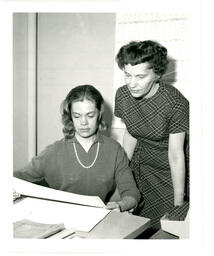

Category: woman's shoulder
[101, 134, 122, 149]
[39, 138, 66, 155]
[161, 82, 189, 104]
[116, 85, 129, 96]
[115, 85, 132, 105]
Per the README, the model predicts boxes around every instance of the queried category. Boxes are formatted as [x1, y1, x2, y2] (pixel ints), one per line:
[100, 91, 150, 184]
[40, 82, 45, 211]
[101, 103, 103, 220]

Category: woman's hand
[105, 202, 121, 212]
[105, 202, 136, 214]
[105, 196, 138, 213]
[128, 207, 135, 214]
[174, 193, 184, 206]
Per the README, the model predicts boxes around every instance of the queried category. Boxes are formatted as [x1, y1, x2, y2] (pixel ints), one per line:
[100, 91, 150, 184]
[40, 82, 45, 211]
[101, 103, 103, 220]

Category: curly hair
[116, 40, 168, 76]
[60, 85, 107, 139]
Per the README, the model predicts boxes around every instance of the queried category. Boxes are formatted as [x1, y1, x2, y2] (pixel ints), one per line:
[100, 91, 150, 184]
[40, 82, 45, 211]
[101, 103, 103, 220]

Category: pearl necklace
[73, 142, 100, 169]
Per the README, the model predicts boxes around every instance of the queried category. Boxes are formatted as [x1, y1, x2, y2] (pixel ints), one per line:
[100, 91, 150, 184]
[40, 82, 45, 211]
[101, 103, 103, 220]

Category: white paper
[13, 177, 105, 208]
[161, 212, 189, 239]
[13, 197, 110, 232]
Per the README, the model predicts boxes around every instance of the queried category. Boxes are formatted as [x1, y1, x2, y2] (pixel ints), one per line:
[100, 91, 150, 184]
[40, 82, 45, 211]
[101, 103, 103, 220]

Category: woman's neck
[75, 133, 97, 152]
[144, 82, 160, 99]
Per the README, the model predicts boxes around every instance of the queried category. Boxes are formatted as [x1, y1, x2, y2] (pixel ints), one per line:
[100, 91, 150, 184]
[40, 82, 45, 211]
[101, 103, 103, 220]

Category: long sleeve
[13, 145, 53, 184]
[114, 144, 141, 211]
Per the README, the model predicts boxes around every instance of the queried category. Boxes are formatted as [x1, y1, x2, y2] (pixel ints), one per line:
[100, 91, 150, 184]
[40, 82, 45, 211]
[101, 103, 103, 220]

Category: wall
[13, 14, 29, 170]
[113, 13, 191, 129]
[37, 13, 116, 152]
[13, 13, 190, 167]
[13, 13, 37, 170]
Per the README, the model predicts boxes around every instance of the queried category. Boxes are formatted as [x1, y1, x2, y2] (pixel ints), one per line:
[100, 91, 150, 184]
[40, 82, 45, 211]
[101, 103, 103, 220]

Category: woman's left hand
[105, 202, 121, 212]
[174, 193, 184, 206]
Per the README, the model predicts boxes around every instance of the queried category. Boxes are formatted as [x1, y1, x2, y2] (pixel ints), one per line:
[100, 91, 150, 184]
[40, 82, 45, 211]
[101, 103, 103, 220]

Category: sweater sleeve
[114, 144, 141, 207]
[13, 144, 54, 184]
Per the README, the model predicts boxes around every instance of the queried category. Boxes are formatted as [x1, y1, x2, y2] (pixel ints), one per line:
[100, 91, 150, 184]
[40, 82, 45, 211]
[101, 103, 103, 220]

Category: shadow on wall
[162, 56, 177, 85]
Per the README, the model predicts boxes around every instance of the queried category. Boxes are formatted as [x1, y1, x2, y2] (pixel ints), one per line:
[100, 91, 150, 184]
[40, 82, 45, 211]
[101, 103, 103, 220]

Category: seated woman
[14, 84, 141, 212]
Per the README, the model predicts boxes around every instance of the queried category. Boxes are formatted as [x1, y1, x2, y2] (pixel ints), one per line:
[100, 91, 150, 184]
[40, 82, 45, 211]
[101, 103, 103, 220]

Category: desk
[14, 197, 150, 239]
[150, 229, 179, 239]
[70, 211, 150, 239]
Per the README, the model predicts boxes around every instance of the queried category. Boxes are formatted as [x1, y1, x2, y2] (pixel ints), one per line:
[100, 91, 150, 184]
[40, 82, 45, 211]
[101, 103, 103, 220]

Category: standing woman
[14, 85, 140, 212]
[114, 40, 189, 230]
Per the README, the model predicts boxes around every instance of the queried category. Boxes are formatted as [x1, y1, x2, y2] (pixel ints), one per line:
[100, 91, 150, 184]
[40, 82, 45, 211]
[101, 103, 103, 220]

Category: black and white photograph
[0, 0, 212, 255]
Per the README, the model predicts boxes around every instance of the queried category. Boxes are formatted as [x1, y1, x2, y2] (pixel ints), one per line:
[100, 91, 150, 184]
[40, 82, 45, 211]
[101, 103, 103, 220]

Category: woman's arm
[105, 141, 141, 212]
[168, 132, 186, 206]
[13, 145, 52, 183]
[14, 159, 44, 184]
[123, 127, 137, 160]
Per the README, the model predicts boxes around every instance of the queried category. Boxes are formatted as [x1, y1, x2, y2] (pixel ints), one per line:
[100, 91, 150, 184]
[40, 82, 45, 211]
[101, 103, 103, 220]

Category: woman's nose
[129, 77, 137, 88]
[80, 116, 88, 125]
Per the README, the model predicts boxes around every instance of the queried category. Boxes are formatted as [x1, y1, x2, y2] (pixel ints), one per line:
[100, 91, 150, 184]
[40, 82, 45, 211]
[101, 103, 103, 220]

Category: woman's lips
[130, 90, 139, 94]
[79, 128, 90, 132]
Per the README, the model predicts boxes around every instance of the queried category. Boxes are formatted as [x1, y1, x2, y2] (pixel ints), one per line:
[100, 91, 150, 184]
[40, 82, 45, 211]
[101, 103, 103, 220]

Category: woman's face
[124, 62, 158, 98]
[71, 99, 100, 138]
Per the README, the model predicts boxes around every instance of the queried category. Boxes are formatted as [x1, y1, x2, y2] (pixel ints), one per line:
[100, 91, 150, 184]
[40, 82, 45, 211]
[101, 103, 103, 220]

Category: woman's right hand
[105, 202, 121, 212]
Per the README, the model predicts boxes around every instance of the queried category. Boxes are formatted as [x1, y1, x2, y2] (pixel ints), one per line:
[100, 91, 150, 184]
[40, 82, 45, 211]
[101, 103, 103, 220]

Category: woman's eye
[88, 114, 95, 118]
[73, 115, 80, 118]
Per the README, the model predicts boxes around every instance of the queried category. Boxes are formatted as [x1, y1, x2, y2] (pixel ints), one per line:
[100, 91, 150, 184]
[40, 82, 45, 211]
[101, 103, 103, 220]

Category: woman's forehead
[71, 99, 97, 112]
[124, 62, 152, 74]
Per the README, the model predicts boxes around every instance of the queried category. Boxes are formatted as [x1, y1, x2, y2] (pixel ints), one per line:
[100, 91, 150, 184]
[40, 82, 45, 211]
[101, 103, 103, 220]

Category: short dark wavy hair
[116, 40, 168, 76]
[60, 85, 107, 139]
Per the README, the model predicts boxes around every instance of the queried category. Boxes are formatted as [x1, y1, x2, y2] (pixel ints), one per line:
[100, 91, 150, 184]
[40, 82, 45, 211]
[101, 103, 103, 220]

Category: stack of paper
[13, 197, 110, 232]
[13, 219, 65, 239]
[13, 178, 110, 235]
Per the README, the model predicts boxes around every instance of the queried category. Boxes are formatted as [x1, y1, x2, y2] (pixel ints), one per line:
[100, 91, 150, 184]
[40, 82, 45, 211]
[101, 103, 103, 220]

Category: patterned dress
[115, 82, 189, 230]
